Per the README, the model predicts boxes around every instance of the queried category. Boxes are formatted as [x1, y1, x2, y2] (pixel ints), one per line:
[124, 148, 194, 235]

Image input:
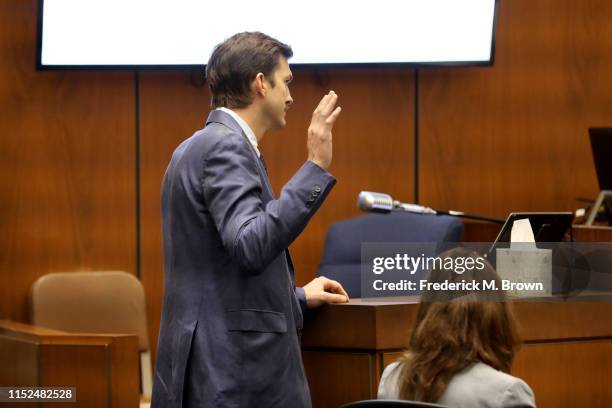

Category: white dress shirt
[218, 107, 260, 157]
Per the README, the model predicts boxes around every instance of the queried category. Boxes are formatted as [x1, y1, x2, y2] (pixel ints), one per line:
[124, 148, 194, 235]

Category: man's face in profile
[262, 56, 293, 130]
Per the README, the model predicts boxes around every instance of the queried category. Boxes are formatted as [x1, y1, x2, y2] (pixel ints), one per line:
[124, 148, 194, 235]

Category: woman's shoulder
[377, 362, 402, 399]
[378, 361, 536, 407]
[441, 362, 536, 407]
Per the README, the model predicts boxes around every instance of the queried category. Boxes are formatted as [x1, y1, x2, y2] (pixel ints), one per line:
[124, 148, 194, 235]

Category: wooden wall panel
[0, 321, 140, 408]
[303, 351, 375, 408]
[513, 341, 612, 408]
[419, 0, 612, 218]
[139, 69, 415, 363]
[0, 1, 135, 322]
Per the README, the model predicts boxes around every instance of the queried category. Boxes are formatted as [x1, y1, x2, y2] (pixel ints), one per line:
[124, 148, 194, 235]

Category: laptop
[492, 212, 574, 245]
[589, 127, 612, 190]
[587, 128, 612, 225]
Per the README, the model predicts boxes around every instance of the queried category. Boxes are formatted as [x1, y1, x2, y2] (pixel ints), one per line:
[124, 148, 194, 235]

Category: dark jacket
[151, 110, 336, 407]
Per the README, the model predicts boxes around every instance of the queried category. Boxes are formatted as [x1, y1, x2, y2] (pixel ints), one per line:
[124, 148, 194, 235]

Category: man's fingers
[320, 91, 338, 116]
[315, 91, 337, 117]
[322, 292, 349, 304]
[336, 282, 350, 299]
[315, 92, 332, 114]
[325, 106, 342, 126]
[324, 278, 349, 299]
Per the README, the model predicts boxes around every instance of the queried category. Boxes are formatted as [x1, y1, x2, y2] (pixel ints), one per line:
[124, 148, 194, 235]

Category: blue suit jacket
[151, 110, 336, 408]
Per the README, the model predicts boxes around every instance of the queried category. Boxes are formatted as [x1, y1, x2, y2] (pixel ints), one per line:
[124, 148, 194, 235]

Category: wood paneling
[303, 299, 612, 350]
[303, 351, 375, 407]
[514, 341, 612, 408]
[462, 220, 501, 242]
[0, 320, 140, 408]
[0, 1, 136, 323]
[420, 0, 612, 218]
[462, 222, 612, 242]
[573, 225, 612, 242]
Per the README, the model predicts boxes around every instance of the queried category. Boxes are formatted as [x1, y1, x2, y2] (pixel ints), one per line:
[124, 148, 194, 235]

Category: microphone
[358, 191, 436, 214]
[357, 191, 505, 224]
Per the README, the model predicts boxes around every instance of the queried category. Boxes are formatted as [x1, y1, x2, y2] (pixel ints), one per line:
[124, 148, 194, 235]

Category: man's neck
[230, 106, 267, 142]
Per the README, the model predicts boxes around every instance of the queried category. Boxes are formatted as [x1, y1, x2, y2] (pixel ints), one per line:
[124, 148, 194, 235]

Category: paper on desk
[511, 218, 535, 245]
[498, 218, 551, 297]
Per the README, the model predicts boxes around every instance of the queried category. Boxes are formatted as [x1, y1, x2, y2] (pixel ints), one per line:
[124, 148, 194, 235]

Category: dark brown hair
[205, 32, 293, 109]
[395, 247, 521, 402]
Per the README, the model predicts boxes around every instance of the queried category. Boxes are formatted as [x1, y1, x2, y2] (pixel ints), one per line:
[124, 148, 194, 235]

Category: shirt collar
[217, 107, 260, 157]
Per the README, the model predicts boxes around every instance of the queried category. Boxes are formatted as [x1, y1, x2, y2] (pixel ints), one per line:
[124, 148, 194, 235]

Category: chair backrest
[317, 212, 464, 297]
[30, 271, 149, 349]
[343, 399, 447, 408]
[30, 271, 152, 399]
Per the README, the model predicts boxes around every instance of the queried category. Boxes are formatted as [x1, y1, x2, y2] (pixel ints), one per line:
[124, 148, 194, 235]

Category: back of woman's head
[396, 247, 521, 402]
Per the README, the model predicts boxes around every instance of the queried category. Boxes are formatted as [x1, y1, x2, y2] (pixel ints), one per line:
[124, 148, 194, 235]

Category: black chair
[316, 212, 464, 297]
[343, 400, 447, 408]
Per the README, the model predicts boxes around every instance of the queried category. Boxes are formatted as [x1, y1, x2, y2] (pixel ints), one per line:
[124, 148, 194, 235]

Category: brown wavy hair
[206, 32, 293, 109]
[395, 247, 521, 402]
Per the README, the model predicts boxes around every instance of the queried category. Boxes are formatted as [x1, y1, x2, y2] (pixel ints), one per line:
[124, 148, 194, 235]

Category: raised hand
[307, 91, 342, 170]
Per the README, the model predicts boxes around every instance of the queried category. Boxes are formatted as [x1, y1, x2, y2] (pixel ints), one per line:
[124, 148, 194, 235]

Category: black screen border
[36, 0, 500, 71]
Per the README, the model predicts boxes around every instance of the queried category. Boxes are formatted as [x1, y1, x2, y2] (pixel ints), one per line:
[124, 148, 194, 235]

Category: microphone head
[358, 191, 394, 213]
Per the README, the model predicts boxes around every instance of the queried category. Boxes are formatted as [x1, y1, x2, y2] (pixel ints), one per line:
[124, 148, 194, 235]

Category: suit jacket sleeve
[295, 286, 308, 313]
[201, 134, 336, 272]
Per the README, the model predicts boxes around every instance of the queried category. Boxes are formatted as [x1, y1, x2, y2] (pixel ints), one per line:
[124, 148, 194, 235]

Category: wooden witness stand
[302, 224, 612, 408]
[0, 320, 139, 408]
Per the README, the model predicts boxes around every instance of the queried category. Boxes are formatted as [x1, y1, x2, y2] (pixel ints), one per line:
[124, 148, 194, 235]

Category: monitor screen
[38, 0, 499, 68]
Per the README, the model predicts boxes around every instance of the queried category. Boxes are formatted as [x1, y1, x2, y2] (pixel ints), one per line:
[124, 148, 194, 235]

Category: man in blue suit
[151, 32, 349, 407]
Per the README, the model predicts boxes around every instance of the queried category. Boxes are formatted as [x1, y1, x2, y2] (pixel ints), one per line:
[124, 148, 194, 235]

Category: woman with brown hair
[377, 247, 536, 407]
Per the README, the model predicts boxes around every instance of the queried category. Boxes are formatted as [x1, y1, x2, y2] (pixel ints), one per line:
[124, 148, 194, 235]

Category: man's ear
[252, 72, 267, 98]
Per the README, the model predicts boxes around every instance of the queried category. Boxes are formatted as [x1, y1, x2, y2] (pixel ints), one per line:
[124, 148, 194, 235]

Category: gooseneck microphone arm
[433, 209, 505, 224]
[358, 191, 504, 224]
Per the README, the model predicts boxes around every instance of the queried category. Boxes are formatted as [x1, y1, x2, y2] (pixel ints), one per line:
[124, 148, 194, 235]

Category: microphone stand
[392, 206, 504, 224]
[358, 192, 505, 224]
[435, 210, 505, 224]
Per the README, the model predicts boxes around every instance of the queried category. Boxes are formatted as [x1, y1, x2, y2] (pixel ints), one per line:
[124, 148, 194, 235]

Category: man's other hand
[307, 90, 341, 170]
[303, 276, 349, 308]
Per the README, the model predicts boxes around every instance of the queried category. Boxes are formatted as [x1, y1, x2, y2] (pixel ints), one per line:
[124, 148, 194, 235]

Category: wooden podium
[0, 320, 140, 408]
[302, 225, 612, 408]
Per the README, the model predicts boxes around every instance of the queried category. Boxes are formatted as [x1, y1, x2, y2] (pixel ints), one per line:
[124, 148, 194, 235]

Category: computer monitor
[589, 127, 612, 190]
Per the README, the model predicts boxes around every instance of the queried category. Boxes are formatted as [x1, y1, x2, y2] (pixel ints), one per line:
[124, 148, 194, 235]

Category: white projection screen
[38, 0, 499, 68]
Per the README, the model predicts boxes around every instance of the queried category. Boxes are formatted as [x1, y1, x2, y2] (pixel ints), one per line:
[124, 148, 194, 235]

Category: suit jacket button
[297, 327, 303, 337]
[314, 185, 322, 193]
